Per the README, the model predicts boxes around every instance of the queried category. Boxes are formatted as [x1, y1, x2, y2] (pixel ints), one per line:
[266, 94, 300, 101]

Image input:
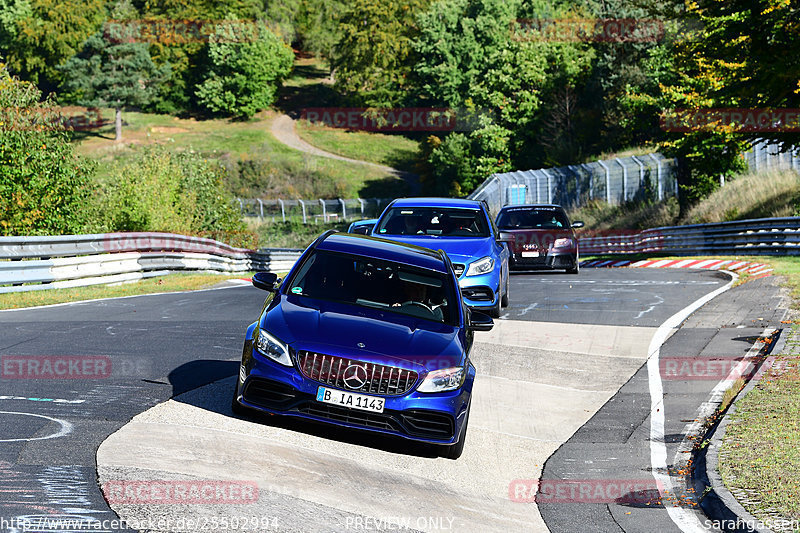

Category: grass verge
[295, 119, 421, 173]
[0, 273, 252, 310]
[718, 321, 800, 524]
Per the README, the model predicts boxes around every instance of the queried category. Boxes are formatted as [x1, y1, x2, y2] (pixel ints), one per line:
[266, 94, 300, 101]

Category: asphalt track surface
[0, 269, 788, 532]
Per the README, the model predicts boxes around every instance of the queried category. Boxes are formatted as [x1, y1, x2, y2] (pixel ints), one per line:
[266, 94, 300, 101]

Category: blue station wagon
[371, 198, 511, 317]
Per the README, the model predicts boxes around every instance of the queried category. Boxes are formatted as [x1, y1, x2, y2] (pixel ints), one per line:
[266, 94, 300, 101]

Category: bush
[195, 20, 294, 118]
[86, 146, 245, 237]
[0, 64, 95, 235]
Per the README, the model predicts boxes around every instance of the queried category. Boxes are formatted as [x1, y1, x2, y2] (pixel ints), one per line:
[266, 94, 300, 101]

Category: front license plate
[316, 387, 385, 413]
[521, 251, 540, 258]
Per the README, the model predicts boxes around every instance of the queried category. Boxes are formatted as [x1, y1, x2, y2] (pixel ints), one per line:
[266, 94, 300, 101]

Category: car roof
[316, 232, 450, 273]
[389, 197, 483, 210]
[499, 204, 565, 211]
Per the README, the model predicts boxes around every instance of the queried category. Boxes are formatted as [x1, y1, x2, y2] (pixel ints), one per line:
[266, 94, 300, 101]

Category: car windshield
[375, 207, 489, 238]
[287, 250, 457, 325]
[497, 208, 570, 230]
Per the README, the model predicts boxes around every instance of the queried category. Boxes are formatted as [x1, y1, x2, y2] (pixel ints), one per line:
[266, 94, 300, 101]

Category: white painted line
[0, 395, 84, 404]
[0, 411, 73, 442]
[646, 270, 738, 533]
[0, 282, 252, 313]
[674, 328, 774, 473]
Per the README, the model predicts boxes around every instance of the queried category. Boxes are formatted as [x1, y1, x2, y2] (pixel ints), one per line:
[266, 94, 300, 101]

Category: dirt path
[270, 114, 420, 194]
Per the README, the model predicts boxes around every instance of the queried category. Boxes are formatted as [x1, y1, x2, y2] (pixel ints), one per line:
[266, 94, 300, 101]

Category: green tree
[130, 0, 267, 113]
[60, 28, 170, 141]
[0, 64, 95, 235]
[4, 0, 107, 93]
[195, 19, 293, 118]
[333, 0, 430, 107]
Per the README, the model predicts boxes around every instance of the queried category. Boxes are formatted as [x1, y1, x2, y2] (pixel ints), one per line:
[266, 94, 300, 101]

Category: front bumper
[456, 268, 501, 311]
[235, 342, 473, 445]
[510, 251, 577, 271]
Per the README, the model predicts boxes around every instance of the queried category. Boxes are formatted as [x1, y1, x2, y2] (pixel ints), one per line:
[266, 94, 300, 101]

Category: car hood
[262, 295, 465, 373]
[375, 235, 494, 265]
[503, 228, 575, 251]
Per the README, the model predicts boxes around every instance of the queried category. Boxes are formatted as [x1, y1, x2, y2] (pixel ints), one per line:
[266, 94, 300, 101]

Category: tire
[231, 385, 248, 416]
[443, 406, 470, 460]
[566, 257, 580, 275]
[488, 295, 501, 318]
[500, 271, 510, 307]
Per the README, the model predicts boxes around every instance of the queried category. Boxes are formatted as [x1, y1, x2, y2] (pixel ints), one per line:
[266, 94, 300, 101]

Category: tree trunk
[115, 108, 122, 141]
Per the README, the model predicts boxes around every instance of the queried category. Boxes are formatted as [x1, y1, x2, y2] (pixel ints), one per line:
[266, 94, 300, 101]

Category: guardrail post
[631, 156, 645, 200]
[647, 153, 663, 201]
[544, 170, 552, 204]
[278, 199, 286, 222]
[358, 198, 365, 216]
[339, 198, 346, 220]
[582, 163, 593, 201]
[236, 198, 243, 214]
[319, 199, 327, 223]
[614, 158, 628, 202]
[257, 199, 264, 219]
[596, 160, 611, 204]
[298, 199, 307, 224]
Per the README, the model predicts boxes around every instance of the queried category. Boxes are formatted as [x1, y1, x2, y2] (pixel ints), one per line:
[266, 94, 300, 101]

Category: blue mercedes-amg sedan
[232, 230, 493, 459]
[371, 198, 511, 317]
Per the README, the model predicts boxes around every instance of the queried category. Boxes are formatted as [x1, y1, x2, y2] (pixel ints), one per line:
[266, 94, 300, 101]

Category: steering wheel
[401, 301, 432, 311]
[457, 226, 474, 233]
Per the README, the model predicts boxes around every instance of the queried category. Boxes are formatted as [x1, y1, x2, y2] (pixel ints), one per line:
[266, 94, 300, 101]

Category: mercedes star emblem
[343, 364, 368, 390]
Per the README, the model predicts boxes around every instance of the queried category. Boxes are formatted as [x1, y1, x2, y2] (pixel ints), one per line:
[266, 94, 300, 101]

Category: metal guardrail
[578, 217, 800, 256]
[0, 233, 303, 294]
[3, 217, 798, 293]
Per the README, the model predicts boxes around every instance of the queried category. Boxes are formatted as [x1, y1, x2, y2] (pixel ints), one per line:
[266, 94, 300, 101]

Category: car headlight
[253, 329, 292, 367]
[553, 238, 574, 248]
[465, 256, 494, 276]
[417, 366, 466, 393]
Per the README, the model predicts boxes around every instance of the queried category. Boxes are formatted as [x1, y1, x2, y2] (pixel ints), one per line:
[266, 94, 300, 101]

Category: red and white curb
[581, 258, 773, 277]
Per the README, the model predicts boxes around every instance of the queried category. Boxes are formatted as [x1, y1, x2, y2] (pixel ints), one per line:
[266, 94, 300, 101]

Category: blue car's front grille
[298, 351, 418, 396]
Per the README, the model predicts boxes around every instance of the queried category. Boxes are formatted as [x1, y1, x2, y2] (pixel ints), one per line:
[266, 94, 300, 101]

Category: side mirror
[468, 310, 494, 332]
[571, 221, 585, 229]
[252, 272, 279, 292]
[498, 231, 515, 243]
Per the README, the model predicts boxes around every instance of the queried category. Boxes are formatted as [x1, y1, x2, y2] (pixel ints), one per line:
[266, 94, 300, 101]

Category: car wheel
[231, 385, 248, 416]
[488, 294, 501, 318]
[566, 261, 579, 275]
[443, 406, 470, 460]
[501, 272, 509, 307]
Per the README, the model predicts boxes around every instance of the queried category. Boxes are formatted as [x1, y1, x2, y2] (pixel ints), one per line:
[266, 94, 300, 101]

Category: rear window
[376, 207, 489, 238]
[497, 208, 570, 230]
[287, 250, 458, 325]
